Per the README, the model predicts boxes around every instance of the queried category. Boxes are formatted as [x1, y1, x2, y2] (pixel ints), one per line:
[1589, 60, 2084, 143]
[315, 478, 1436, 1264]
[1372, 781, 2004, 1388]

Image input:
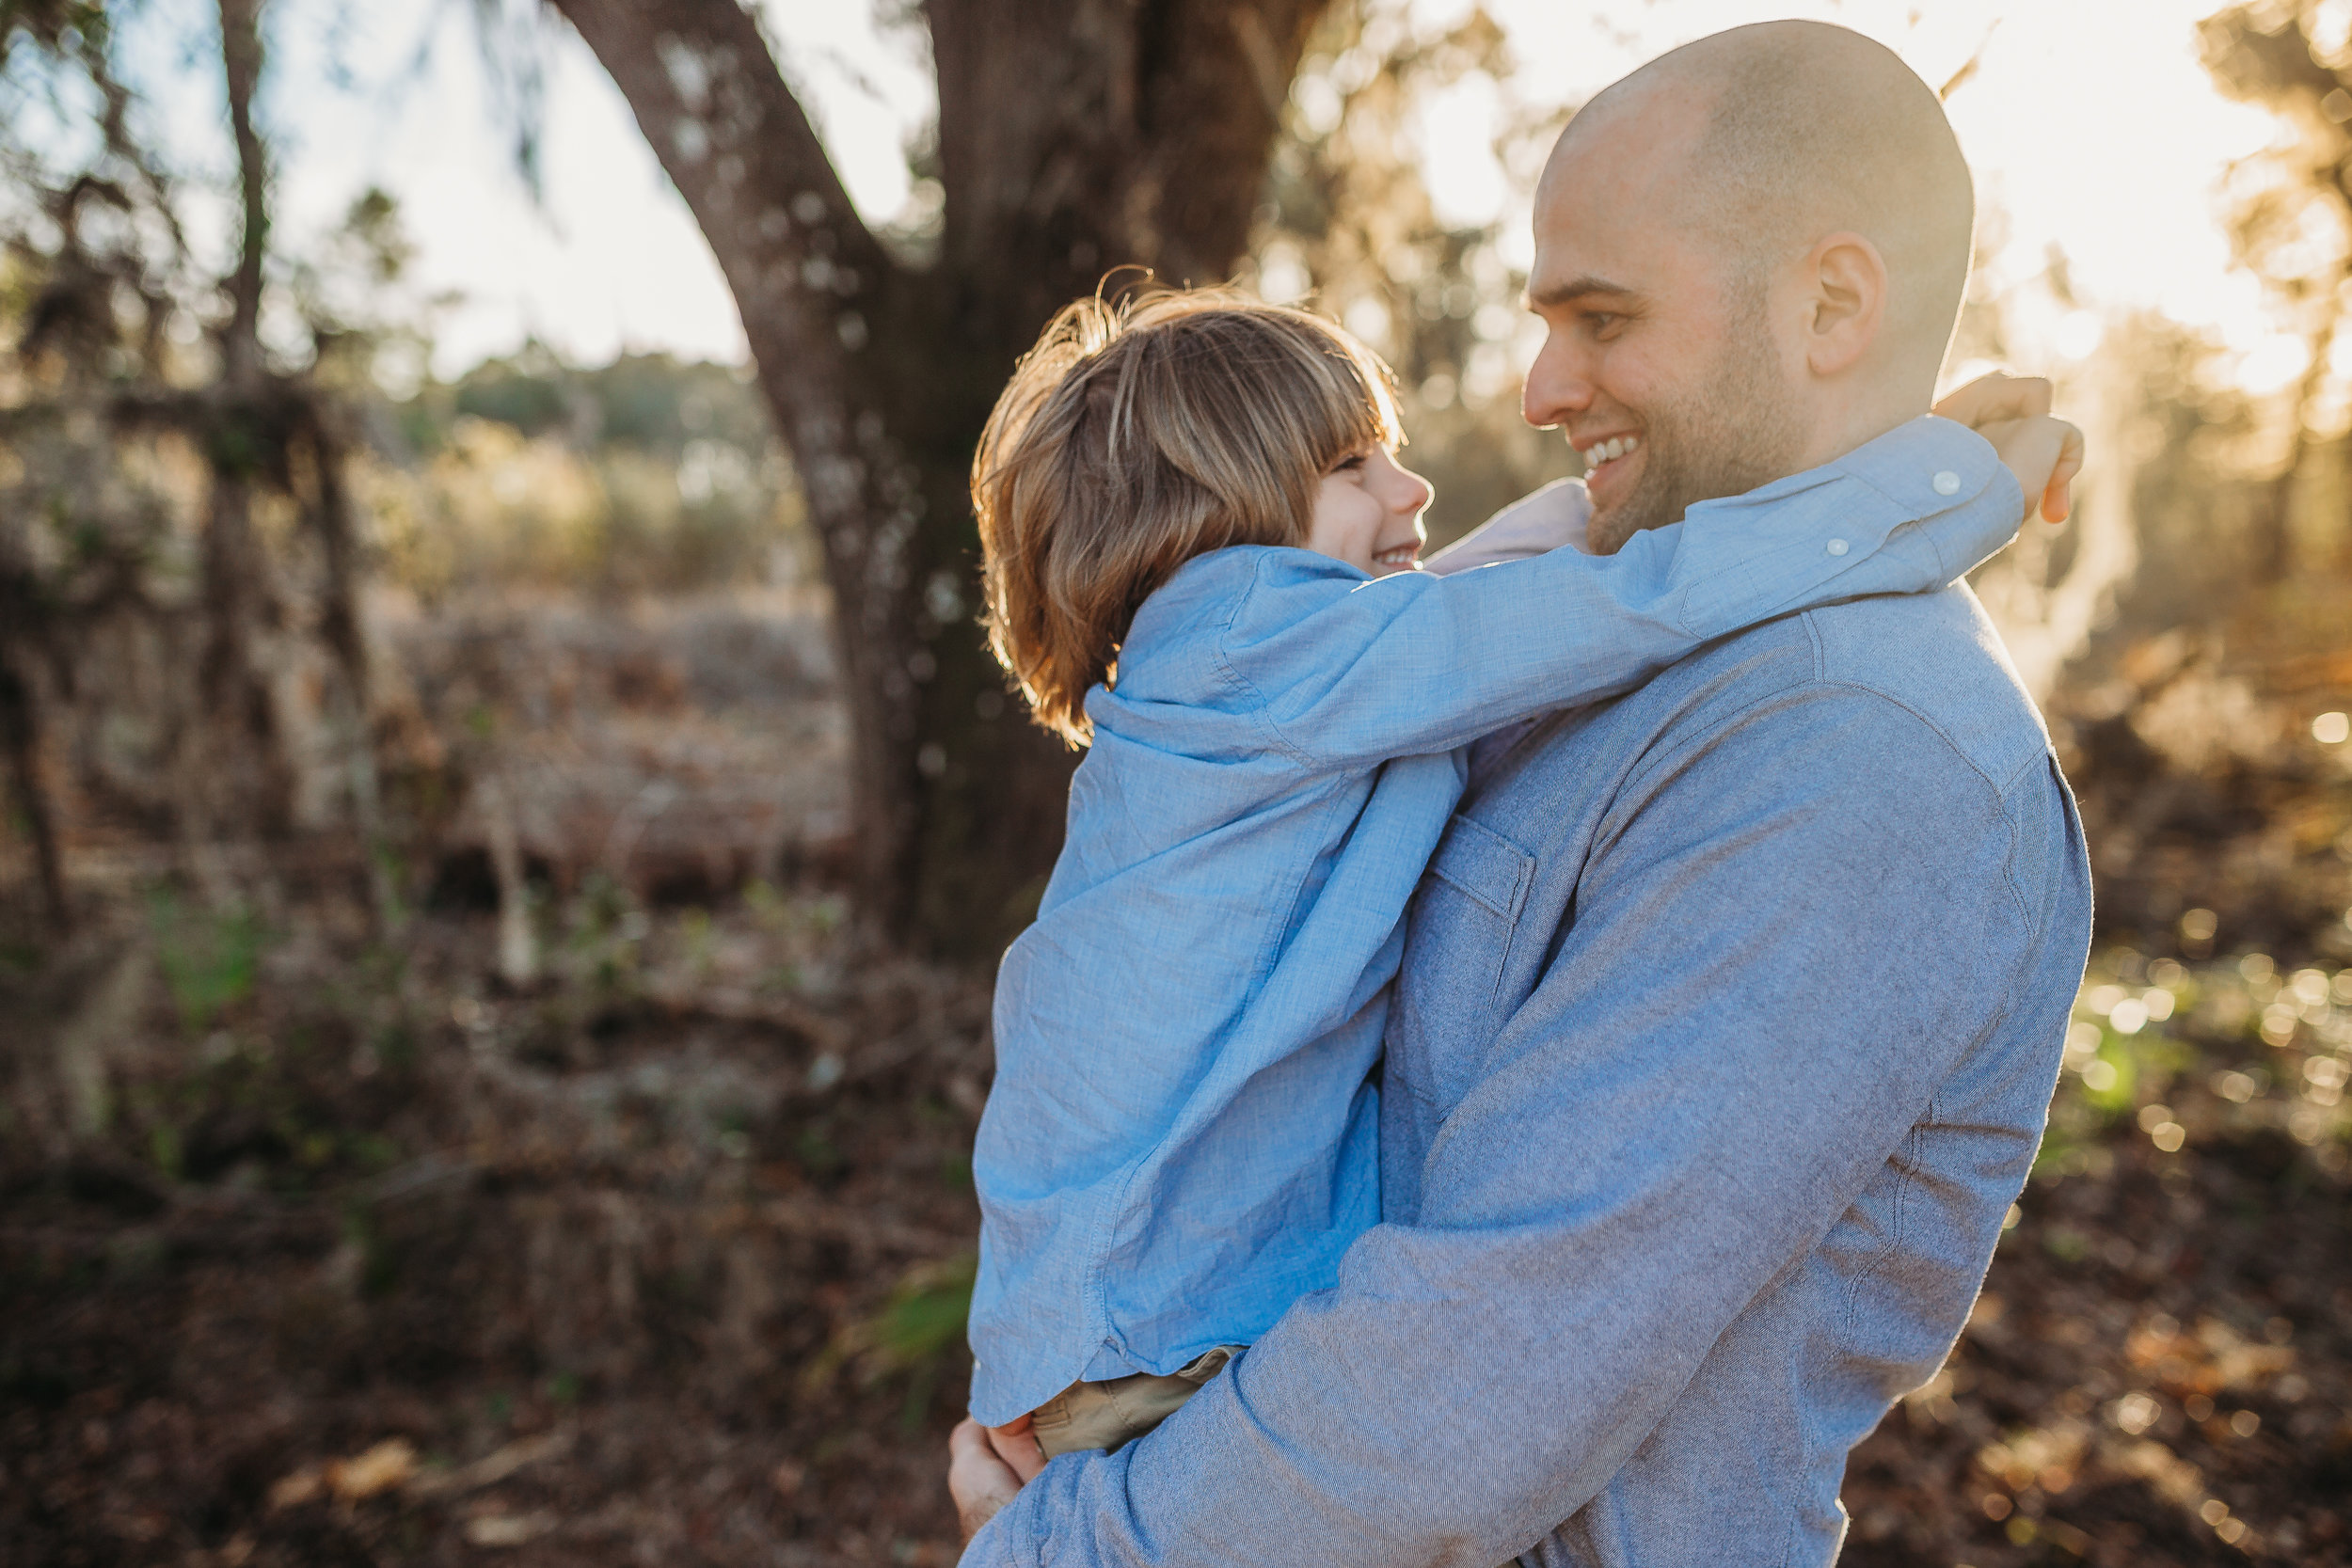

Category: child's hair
[972, 286, 1403, 746]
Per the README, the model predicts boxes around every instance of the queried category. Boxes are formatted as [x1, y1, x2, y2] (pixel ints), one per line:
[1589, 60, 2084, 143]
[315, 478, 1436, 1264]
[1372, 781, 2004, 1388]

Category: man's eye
[1586, 312, 1620, 338]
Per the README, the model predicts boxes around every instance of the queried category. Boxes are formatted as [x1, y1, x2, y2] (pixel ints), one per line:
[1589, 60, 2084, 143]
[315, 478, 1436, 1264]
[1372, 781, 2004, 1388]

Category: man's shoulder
[1478, 583, 2052, 838]
[1653, 582, 2049, 784]
[1789, 582, 2050, 791]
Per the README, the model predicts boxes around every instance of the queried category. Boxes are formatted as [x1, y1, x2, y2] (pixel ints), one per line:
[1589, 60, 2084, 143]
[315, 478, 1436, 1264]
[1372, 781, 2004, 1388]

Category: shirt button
[1932, 470, 1963, 496]
[1825, 538, 1849, 556]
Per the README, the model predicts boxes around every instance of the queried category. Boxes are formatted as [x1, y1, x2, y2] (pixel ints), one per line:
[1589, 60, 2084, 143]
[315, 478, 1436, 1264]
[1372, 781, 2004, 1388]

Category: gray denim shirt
[965, 578, 2093, 1568]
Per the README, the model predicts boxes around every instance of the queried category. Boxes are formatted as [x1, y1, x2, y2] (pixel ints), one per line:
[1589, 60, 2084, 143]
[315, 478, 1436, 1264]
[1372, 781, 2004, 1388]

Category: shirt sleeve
[1217, 437, 2021, 774]
[1421, 479, 1593, 574]
[961, 686, 2058, 1568]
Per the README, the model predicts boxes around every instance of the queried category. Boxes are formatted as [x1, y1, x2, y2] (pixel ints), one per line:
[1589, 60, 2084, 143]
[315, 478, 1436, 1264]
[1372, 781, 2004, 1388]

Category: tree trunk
[306, 416, 399, 930]
[196, 0, 294, 841]
[0, 645, 71, 933]
[548, 0, 1332, 954]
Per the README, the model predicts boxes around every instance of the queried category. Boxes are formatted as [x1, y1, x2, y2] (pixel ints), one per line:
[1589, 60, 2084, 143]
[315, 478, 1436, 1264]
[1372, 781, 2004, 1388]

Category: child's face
[1306, 443, 1432, 576]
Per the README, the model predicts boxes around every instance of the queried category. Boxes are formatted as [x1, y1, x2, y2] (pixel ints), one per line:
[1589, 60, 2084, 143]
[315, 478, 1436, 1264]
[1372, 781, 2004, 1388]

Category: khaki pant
[1030, 1345, 1243, 1458]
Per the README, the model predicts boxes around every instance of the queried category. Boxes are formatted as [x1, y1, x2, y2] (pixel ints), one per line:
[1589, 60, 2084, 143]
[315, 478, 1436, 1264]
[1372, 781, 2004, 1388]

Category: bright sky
[96, 0, 2293, 388]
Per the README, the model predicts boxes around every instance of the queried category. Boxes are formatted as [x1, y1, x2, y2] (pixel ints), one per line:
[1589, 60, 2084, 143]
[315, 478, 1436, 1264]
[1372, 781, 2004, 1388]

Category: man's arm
[963, 682, 2062, 1567]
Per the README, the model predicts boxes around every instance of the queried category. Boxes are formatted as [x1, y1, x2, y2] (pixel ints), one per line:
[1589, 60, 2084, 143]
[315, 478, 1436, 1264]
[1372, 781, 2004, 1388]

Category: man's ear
[1802, 232, 1888, 379]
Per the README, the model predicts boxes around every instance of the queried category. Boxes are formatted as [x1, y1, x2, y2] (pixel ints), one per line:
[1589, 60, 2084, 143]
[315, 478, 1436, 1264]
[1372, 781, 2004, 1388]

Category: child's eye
[1331, 452, 1369, 475]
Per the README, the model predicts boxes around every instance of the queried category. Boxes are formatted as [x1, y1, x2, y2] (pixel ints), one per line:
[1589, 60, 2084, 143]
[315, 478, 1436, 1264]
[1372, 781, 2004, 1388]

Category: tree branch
[925, 0, 1334, 343]
[1136, 0, 1332, 279]
[546, 0, 898, 447]
[216, 0, 266, 384]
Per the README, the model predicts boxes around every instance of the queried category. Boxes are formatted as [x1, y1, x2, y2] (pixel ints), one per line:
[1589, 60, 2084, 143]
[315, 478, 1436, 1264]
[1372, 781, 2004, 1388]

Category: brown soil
[6, 883, 2346, 1566]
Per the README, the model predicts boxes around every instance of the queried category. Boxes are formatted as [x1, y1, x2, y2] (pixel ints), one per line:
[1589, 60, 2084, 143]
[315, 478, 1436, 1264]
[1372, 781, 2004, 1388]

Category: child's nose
[1395, 467, 1433, 513]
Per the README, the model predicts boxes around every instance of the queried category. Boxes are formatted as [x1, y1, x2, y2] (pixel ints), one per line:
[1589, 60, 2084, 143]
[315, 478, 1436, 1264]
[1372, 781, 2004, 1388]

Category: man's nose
[1523, 335, 1595, 429]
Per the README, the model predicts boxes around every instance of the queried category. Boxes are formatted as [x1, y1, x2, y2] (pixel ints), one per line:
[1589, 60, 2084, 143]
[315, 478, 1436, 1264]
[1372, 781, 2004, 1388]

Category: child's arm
[1216, 420, 2030, 774]
[1422, 373, 2081, 577]
[1422, 479, 1592, 574]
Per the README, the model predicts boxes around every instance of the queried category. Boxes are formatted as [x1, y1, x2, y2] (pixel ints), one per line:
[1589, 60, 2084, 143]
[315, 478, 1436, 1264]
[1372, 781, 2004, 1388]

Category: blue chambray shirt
[965, 417, 2024, 1428]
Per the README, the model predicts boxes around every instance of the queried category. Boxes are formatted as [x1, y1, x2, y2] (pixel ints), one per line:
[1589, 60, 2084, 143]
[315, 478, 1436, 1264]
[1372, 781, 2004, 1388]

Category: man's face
[1521, 98, 1810, 554]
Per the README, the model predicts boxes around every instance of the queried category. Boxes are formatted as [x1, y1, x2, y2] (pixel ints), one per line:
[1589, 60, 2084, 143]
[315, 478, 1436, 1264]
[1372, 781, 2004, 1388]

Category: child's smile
[1306, 444, 1434, 576]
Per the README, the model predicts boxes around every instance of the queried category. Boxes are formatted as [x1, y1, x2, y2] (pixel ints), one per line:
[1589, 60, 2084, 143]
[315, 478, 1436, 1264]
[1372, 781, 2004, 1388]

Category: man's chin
[1583, 454, 1664, 555]
[1585, 499, 1658, 557]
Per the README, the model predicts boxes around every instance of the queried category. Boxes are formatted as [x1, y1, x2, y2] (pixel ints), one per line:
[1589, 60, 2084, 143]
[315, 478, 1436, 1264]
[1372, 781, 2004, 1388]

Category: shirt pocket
[1428, 813, 1535, 945]
[1393, 814, 1538, 1115]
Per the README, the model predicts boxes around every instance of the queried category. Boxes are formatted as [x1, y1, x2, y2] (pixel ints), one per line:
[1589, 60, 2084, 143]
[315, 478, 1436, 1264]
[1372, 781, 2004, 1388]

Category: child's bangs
[1271, 322, 1404, 469]
[1121, 293, 1403, 480]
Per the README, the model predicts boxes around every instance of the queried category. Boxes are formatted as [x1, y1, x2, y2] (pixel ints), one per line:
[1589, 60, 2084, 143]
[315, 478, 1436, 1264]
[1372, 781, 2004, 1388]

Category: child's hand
[986, 1412, 1049, 1482]
[1931, 372, 2085, 525]
[1933, 370, 2051, 431]
[1976, 414, 2086, 526]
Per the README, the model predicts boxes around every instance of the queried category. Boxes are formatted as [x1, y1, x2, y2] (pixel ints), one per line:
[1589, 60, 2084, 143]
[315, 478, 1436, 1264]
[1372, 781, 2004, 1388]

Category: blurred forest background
[2, 0, 2350, 1563]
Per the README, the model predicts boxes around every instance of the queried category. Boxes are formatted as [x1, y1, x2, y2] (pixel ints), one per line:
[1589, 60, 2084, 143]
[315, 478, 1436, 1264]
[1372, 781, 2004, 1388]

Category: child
[964, 286, 2052, 1467]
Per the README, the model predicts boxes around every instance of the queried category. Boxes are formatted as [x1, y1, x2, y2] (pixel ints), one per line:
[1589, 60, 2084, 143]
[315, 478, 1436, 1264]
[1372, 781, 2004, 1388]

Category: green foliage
[1259, 6, 1578, 547]
[793, 1124, 844, 1179]
[453, 362, 570, 436]
[0, 0, 111, 72]
[564, 873, 647, 996]
[2039, 947, 2349, 1187]
[341, 1202, 403, 1298]
[374, 349, 808, 599]
[830, 1252, 979, 1432]
[149, 893, 264, 1032]
[866, 1253, 977, 1375]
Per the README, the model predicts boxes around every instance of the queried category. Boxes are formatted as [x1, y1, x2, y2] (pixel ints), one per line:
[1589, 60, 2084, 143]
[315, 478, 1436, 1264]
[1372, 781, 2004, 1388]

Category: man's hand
[1931, 372, 2084, 525]
[950, 1418, 1027, 1543]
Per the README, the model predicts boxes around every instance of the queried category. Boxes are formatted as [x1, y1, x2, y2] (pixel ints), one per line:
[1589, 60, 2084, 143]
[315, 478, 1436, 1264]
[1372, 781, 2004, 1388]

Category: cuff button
[1825, 538, 1850, 556]
[1932, 470, 1963, 496]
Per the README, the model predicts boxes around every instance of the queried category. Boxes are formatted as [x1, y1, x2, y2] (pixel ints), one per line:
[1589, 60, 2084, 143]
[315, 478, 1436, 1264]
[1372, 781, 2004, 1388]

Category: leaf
[325, 1437, 419, 1501]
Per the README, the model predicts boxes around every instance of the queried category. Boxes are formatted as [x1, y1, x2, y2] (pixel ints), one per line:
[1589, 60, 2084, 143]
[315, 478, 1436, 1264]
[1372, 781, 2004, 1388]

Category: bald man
[953, 22, 2092, 1566]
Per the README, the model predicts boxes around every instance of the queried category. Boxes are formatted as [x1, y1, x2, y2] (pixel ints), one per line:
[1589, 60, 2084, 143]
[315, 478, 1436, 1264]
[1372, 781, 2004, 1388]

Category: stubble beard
[1585, 305, 1810, 556]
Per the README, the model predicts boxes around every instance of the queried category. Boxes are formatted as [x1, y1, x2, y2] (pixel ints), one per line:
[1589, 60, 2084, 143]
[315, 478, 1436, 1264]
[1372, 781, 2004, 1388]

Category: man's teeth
[1580, 435, 1641, 467]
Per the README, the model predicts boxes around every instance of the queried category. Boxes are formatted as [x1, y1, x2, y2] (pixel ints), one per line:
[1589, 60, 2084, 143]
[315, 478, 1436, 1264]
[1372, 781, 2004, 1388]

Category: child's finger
[2042, 421, 2086, 525]
[2054, 422, 2086, 489]
[986, 1420, 1049, 1483]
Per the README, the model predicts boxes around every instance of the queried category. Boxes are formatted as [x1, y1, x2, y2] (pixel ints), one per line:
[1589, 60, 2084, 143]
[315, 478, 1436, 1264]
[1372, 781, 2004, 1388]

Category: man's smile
[1577, 432, 1643, 500]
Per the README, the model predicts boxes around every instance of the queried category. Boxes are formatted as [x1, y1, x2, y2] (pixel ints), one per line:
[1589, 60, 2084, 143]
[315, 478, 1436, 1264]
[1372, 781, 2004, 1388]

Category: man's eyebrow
[1524, 274, 1639, 309]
